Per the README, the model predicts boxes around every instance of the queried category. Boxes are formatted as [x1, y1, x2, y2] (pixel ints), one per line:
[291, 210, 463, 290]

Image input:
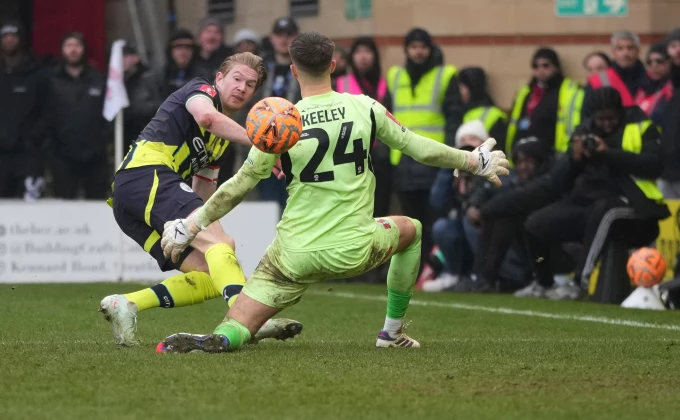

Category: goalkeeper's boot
[156, 333, 230, 354]
[250, 318, 303, 344]
[99, 294, 139, 346]
[376, 323, 420, 348]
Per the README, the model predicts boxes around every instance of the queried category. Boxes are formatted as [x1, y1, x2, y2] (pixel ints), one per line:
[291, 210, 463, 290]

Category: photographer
[520, 87, 669, 300]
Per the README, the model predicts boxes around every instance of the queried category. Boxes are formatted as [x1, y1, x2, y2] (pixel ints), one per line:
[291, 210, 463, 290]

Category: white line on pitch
[308, 291, 680, 332]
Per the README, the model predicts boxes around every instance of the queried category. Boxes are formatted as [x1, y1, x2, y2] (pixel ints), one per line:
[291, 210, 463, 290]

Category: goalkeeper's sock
[384, 218, 422, 336]
[204, 243, 247, 307]
[124, 271, 220, 311]
[213, 317, 251, 350]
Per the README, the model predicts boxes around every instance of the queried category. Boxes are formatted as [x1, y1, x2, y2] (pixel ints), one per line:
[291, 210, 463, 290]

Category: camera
[583, 134, 598, 155]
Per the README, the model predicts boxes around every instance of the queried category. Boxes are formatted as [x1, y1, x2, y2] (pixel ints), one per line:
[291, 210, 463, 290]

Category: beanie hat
[455, 120, 488, 149]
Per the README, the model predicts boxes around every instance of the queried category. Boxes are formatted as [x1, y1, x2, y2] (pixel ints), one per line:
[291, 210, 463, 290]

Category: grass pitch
[1, 282, 680, 420]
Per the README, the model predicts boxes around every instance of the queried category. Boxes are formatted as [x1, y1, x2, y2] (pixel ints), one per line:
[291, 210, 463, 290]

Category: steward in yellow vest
[458, 66, 508, 152]
[505, 48, 584, 160]
[385, 29, 463, 195]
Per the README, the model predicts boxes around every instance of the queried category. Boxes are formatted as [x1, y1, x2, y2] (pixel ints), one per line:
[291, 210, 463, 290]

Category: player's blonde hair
[217, 52, 268, 90]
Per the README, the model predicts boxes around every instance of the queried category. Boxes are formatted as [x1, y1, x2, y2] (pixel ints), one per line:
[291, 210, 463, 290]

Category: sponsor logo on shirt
[199, 84, 217, 98]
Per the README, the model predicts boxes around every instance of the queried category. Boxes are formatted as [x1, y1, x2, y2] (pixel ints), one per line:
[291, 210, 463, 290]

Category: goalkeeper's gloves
[455, 138, 510, 187]
[160, 211, 206, 263]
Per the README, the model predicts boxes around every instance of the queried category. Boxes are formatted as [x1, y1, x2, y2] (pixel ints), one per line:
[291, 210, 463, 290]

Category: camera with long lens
[583, 133, 599, 155]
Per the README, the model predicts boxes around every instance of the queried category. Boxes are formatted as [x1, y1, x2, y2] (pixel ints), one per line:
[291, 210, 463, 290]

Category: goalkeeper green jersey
[269, 91, 410, 251]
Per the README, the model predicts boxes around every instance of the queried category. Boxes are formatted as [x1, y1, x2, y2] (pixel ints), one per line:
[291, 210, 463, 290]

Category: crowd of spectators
[2, 15, 680, 301]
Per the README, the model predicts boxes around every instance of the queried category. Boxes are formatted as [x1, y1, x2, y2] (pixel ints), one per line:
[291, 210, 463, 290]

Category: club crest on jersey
[199, 84, 217, 97]
[385, 109, 406, 132]
[376, 219, 391, 229]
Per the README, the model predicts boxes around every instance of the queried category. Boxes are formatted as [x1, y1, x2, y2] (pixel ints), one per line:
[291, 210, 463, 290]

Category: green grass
[1, 283, 680, 420]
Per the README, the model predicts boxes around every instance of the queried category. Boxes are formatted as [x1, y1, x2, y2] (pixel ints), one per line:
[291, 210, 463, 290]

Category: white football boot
[376, 323, 420, 348]
[99, 294, 139, 346]
[513, 280, 547, 298]
[251, 318, 303, 344]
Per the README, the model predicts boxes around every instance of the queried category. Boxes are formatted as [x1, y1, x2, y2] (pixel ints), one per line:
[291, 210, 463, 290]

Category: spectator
[0, 21, 46, 200]
[659, 29, 680, 198]
[506, 47, 583, 158]
[424, 120, 489, 291]
[249, 17, 302, 212]
[582, 31, 647, 120]
[635, 43, 673, 127]
[232, 29, 259, 54]
[159, 29, 209, 99]
[465, 137, 553, 293]
[195, 17, 232, 76]
[330, 45, 350, 89]
[385, 27, 464, 269]
[336, 36, 391, 217]
[46, 32, 110, 199]
[518, 87, 669, 300]
[458, 66, 507, 151]
[122, 44, 162, 152]
[582, 51, 611, 77]
[667, 27, 680, 68]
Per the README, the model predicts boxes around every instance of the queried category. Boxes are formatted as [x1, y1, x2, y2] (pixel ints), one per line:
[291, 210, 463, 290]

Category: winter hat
[666, 27, 680, 44]
[648, 42, 670, 59]
[233, 29, 260, 46]
[199, 17, 224, 35]
[404, 28, 433, 49]
[512, 136, 548, 163]
[169, 29, 195, 47]
[532, 47, 561, 69]
[455, 120, 488, 149]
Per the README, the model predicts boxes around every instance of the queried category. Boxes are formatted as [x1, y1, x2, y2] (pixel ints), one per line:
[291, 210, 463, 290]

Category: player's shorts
[111, 165, 203, 271]
[243, 217, 401, 309]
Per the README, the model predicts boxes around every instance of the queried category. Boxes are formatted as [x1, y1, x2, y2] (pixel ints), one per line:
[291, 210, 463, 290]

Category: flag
[103, 39, 129, 121]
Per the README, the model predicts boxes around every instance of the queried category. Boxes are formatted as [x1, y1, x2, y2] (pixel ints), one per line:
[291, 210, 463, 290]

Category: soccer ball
[246, 97, 302, 154]
[626, 247, 666, 288]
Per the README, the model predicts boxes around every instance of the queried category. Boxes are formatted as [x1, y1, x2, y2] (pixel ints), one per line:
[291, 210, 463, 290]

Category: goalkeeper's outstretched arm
[374, 104, 509, 186]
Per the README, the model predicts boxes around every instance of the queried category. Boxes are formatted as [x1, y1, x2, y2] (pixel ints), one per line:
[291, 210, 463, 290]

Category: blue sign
[555, 0, 628, 17]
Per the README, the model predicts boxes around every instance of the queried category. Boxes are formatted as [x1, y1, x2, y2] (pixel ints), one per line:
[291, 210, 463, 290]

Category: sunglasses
[646, 58, 667, 65]
[532, 62, 553, 69]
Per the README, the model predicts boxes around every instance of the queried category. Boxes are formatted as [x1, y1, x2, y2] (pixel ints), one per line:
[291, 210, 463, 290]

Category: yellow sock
[204, 243, 247, 308]
[124, 272, 220, 311]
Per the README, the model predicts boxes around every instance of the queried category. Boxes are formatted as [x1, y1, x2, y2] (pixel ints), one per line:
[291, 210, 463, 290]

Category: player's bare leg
[376, 216, 422, 348]
[158, 292, 287, 353]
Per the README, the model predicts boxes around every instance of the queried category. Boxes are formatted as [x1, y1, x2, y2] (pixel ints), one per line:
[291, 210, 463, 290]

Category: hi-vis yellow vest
[506, 78, 584, 158]
[387, 64, 457, 165]
[621, 120, 664, 202]
[463, 106, 507, 132]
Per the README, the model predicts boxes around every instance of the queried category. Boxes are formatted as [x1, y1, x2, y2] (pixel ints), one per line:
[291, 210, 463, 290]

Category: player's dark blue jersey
[118, 78, 229, 181]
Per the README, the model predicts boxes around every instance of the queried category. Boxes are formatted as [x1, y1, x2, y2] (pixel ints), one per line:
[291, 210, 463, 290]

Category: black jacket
[512, 73, 563, 155]
[0, 53, 47, 153]
[124, 64, 162, 149]
[660, 64, 680, 182]
[549, 107, 669, 220]
[45, 63, 111, 161]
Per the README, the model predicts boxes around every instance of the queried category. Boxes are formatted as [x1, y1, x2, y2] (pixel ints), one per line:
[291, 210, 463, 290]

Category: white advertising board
[0, 200, 279, 283]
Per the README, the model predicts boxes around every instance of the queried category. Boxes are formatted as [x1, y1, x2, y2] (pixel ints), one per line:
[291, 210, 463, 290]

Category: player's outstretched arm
[374, 103, 509, 186]
[187, 95, 252, 146]
[160, 148, 277, 261]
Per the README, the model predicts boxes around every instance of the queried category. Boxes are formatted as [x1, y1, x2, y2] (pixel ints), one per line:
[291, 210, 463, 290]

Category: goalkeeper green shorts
[243, 217, 400, 309]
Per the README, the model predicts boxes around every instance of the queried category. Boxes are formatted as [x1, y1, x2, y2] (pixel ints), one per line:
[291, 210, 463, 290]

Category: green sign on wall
[555, 0, 628, 17]
[346, 0, 372, 20]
